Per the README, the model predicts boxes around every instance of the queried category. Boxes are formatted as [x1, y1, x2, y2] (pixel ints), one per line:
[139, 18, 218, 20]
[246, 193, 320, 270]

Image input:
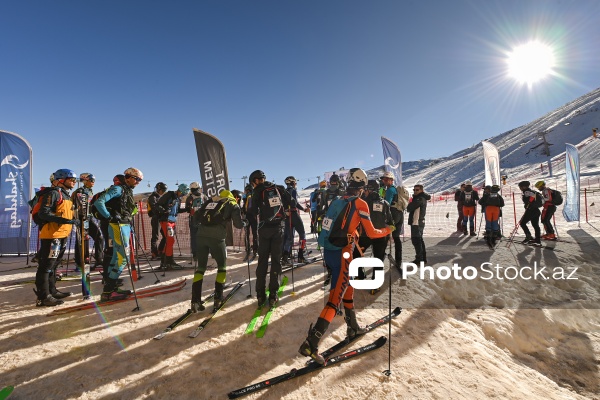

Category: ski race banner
[0, 130, 32, 255]
[381, 136, 402, 186]
[481, 141, 501, 187]
[193, 128, 233, 245]
[562, 143, 580, 223]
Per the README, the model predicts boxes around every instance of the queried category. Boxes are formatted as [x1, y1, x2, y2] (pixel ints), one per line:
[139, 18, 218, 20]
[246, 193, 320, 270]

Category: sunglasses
[65, 177, 77, 182]
[127, 175, 142, 182]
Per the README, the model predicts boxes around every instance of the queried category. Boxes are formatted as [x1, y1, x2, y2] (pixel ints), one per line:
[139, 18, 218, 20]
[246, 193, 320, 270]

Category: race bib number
[373, 204, 383, 212]
[269, 197, 281, 207]
[205, 202, 218, 210]
[322, 217, 333, 231]
[465, 194, 472, 201]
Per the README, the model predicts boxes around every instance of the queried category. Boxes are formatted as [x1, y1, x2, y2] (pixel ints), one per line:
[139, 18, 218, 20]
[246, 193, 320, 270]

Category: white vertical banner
[381, 136, 402, 186]
[563, 143, 580, 223]
[482, 141, 501, 186]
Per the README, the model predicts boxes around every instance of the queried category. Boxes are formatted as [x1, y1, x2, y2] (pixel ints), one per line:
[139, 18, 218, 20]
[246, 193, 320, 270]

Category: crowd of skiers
[30, 165, 562, 367]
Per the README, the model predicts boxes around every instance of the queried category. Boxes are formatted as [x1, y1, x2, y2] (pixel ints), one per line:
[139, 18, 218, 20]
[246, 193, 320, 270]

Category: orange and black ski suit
[320, 196, 391, 323]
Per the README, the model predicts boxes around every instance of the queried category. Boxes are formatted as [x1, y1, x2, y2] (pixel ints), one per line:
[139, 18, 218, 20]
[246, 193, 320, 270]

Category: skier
[380, 171, 404, 266]
[184, 182, 208, 261]
[155, 183, 190, 269]
[241, 184, 258, 262]
[282, 176, 308, 265]
[517, 181, 543, 246]
[454, 183, 466, 232]
[535, 181, 557, 240]
[94, 168, 143, 301]
[298, 168, 391, 364]
[478, 185, 504, 247]
[309, 181, 325, 233]
[249, 170, 292, 307]
[353, 180, 394, 283]
[147, 182, 167, 260]
[190, 189, 246, 312]
[71, 173, 104, 270]
[407, 184, 431, 264]
[459, 181, 479, 236]
[318, 174, 343, 219]
[34, 169, 81, 306]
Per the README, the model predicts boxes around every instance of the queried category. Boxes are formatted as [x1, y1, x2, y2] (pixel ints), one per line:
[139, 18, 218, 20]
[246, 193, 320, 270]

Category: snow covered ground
[1, 205, 599, 399]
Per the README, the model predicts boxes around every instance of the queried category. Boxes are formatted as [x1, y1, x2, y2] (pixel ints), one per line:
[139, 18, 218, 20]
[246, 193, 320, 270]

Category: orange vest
[39, 196, 74, 239]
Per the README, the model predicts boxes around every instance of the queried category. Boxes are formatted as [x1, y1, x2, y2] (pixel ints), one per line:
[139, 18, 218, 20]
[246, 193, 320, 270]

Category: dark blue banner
[0, 130, 32, 255]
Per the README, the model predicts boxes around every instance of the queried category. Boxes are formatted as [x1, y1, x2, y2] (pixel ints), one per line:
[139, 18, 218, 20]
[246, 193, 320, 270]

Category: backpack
[534, 191, 543, 208]
[551, 189, 563, 206]
[318, 196, 358, 249]
[391, 185, 409, 212]
[259, 184, 285, 223]
[147, 198, 154, 218]
[31, 187, 63, 227]
[197, 198, 228, 225]
[90, 190, 109, 220]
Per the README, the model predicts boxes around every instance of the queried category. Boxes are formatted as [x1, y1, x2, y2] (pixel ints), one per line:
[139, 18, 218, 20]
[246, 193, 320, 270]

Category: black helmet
[518, 180, 530, 188]
[155, 182, 167, 192]
[329, 174, 340, 184]
[285, 176, 297, 185]
[244, 184, 252, 192]
[491, 185, 500, 192]
[231, 189, 242, 199]
[249, 170, 266, 182]
[366, 179, 379, 191]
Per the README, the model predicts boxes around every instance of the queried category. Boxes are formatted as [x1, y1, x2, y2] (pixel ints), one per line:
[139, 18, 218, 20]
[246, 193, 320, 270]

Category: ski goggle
[126, 175, 142, 182]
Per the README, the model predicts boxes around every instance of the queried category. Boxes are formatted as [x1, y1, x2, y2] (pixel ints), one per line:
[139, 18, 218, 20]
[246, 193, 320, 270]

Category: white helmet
[190, 181, 201, 190]
[124, 167, 143, 180]
[347, 168, 368, 188]
[465, 180, 472, 186]
[381, 171, 394, 180]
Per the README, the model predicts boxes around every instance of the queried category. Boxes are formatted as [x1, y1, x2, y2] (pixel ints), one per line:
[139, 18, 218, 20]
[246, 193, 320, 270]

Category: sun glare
[507, 41, 555, 85]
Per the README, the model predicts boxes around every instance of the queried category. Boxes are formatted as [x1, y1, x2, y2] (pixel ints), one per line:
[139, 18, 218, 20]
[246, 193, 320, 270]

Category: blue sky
[1, 0, 599, 193]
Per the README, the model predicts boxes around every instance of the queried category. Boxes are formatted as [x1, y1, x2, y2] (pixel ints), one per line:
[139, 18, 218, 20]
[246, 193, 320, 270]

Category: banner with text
[562, 143, 580, 222]
[0, 130, 32, 255]
[482, 141, 501, 187]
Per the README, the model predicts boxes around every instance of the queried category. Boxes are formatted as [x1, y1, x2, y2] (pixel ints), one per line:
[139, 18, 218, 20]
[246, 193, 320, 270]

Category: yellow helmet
[534, 181, 545, 189]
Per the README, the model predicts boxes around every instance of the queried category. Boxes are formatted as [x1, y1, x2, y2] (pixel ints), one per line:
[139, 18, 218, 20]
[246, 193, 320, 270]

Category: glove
[69, 219, 81, 227]
[242, 219, 249, 228]
[111, 213, 122, 223]
[387, 224, 396, 233]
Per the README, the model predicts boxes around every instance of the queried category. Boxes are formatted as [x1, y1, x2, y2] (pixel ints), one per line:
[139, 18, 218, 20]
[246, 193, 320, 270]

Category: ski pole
[476, 212, 484, 239]
[244, 230, 252, 299]
[383, 236, 393, 377]
[506, 208, 527, 249]
[117, 222, 140, 311]
[131, 222, 160, 284]
[288, 208, 296, 295]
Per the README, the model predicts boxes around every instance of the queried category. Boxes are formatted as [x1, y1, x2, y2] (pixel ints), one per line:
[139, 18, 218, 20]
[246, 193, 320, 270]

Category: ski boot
[297, 248, 307, 264]
[543, 233, 557, 241]
[520, 236, 533, 244]
[213, 282, 225, 312]
[268, 294, 279, 308]
[298, 318, 329, 365]
[164, 256, 183, 270]
[463, 227, 468, 236]
[344, 308, 367, 339]
[191, 278, 205, 313]
[469, 229, 476, 237]
[281, 251, 290, 266]
[528, 238, 542, 247]
[100, 278, 131, 302]
[257, 293, 267, 308]
[36, 294, 64, 307]
[49, 275, 73, 299]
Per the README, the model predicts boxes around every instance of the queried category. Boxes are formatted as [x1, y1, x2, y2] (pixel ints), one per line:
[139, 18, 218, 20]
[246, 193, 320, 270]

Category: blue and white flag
[482, 141, 501, 187]
[381, 136, 402, 186]
[562, 143, 580, 222]
[0, 130, 32, 254]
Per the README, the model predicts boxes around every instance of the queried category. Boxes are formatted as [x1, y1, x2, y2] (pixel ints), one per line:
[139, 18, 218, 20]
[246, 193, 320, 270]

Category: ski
[227, 336, 387, 399]
[188, 282, 244, 338]
[0, 386, 14, 400]
[48, 279, 186, 315]
[153, 281, 232, 340]
[245, 290, 270, 334]
[153, 309, 194, 340]
[281, 256, 322, 273]
[255, 276, 288, 338]
[307, 306, 402, 365]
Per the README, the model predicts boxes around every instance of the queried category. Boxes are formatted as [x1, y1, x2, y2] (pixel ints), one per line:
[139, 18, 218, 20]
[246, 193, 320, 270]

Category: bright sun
[507, 41, 555, 85]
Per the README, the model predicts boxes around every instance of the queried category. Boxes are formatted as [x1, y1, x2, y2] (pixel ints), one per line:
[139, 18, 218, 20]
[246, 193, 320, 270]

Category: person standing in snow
[249, 170, 293, 307]
[309, 181, 325, 233]
[241, 184, 258, 261]
[478, 185, 504, 247]
[380, 171, 404, 266]
[155, 183, 190, 269]
[282, 176, 308, 265]
[147, 182, 167, 260]
[407, 184, 431, 264]
[94, 168, 143, 301]
[34, 169, 80, 306]
[72, 172, 104, 270]
[534, 181, 558, 241]
[459, 181, 479, 236]
[190, 190, 246, 312]
[298, 168, 391, 364]
[184, 182, 208, 261]
[454, 183, 466, 232]
[517, 181, 543, 246]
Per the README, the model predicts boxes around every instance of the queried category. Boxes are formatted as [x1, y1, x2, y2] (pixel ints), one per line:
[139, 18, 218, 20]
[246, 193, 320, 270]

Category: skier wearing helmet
[34, 168, 81, 306]
[309, 180, 326, 233]
[282, 176, 308, 265]
[148, 182, 168, 260]
[72, 173, 104, 271]
[155, 183, 190, 269]
[299, 168, 391, 365]
[185, 181, 208, 262]
[92, 167, 143, 301]
[380, 171, 403, 266]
